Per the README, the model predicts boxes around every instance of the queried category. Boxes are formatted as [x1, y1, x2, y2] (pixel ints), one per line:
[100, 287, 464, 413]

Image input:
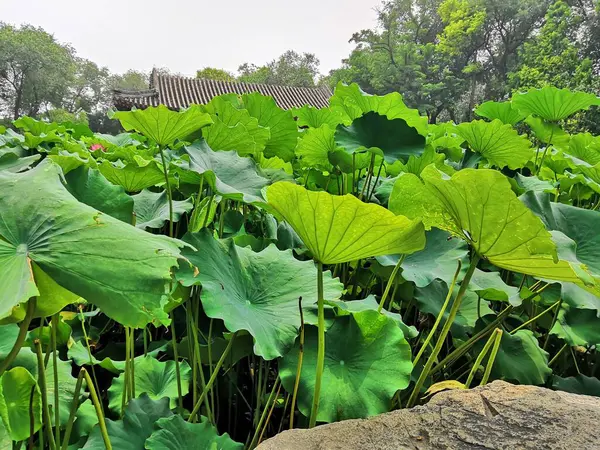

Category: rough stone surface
[258, 380, 600, 449]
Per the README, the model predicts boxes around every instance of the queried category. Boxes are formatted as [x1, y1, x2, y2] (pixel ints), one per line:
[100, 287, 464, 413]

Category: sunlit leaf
[0, 367, 41, 441]
[474, 100, 525, 125]
[512, 86, 600, 121]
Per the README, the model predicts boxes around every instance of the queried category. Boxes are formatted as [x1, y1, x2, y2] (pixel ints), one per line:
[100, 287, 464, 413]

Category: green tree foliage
[238, 50, 320, 87]
[196, 67, 236, 82]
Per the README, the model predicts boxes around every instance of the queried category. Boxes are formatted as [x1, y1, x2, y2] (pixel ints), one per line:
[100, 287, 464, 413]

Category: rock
[258, 380, 600, 449]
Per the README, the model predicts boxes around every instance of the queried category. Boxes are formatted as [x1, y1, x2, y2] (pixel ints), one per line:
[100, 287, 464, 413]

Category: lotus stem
[189, 300, 213, 423]
[82, 368, 112, 450]
[34, 339, 56, 450]
[0, 299, 36, 377]
[464, 328, 500, 388]
[157, 144, 174, 237]
[61, 370, 85, 450]
[289, 297, 305, 430]
[168, 313, 184, 413]
[309, 262, 325, 428]
[377, 255, 406, 313]
[413, 260, 462, 366]
[407, 253, 480, 408]
[188, 331, 238, 423]
[51, 314, 60, 447]
[511, 299, 561, 335]
[249, 377, 281, 449]
[480, 329, 503, 385]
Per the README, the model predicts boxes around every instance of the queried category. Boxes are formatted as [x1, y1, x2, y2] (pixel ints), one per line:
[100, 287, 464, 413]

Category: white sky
[2, 0, 382, 77]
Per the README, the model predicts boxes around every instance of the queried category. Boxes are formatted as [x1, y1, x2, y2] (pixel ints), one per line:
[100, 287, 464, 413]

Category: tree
[109, 70, 149, 91]
[64, 58, 111, 113]
[0, 23, 75, 119]
[196, 67, 236, 82]
[238, 50, 320, 87]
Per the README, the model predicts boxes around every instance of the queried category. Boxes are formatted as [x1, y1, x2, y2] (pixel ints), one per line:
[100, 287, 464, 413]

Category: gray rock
[258, 380, 600, 449]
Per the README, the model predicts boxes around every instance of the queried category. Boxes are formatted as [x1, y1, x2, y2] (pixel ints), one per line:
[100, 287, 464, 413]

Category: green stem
[249, 378, 281, 449]
[480, 329, 503, 386]
[169, 314, 184, 413]
[189, 302, 213, 423]
[377, 255, 406, 313]
[413, 260, 462, 367]
[309, 262, 325, 428]
[61, 370, 85, 450]
[407, 254, 480, 408]
[548, 343, 568, 367]
[51, 315, 60, 448]
[158, 145, 174, 237]
[543, 298, 563, 350]
[34, 340, 56, 450]
[511, 299, 561, 335]
[464, 328, 500, 388]
[188, 331, 238, 423]
[82, 369, 112, 450]
[289, 297, 305, 430]
[0, 299, 35, 377]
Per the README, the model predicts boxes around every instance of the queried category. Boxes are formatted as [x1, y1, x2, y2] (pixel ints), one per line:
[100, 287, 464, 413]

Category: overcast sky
[3, 0, 382, 77]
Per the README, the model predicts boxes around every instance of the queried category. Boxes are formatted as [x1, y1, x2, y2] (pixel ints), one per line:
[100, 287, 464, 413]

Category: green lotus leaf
[29, 263, 80, 318]
[561, 133, 600, 165]
[454, 119, 533, 169]
[0, 152, 40, 173]
[65, 166, 134, 223]
[44, 358, 81, 426]
[512, 86, 600, 121]
[0, 367, 41, 441]
[469, 269, 520, 304]
[108, 356, 191, 413]
[280, 310, 412, 423]
[188, 196, 219, 232]
[48, 150, 92, 175]
[26, 316, 72, 348]
[98, 159, 166, 193]
[550, 305, 600, 346]
[388, 146, 452, 177]
[474, 100, 526, 125]
[175, 140, 269, 204]
[177, 230, 344, 360]
[203, 100, 270, 157]
[514, 173, 556, 195]
[295, 125, 337, 171]
[330, 83, 428, 136]
[292, 105, 348, 129]
[327, 295, 417, 338]
[0, 160, 184, 328]
[377, 229, 468, 288]
[0, 418, 9, 449]
[430, 134, 464, 161]
[475, 329, 551, 385]
[414, 280, 493, 336]
[74, 399, 98, 440]
[389, 166, 597, 290]
[267, 182, 425, 264]
[83, 394, 173, 450]
[132, 189, 193, 230]
[110, 105, 213, 146]
[242, 93, 299, 162]
[13, 116, 66, 136]
[524, 116, 570, 146]
[552, 374, 600, 397]
[0, 326, 37, 373]
[145, 415, 243, 450]
[334, 111, 426, 164]
[93, 132, 146, 147]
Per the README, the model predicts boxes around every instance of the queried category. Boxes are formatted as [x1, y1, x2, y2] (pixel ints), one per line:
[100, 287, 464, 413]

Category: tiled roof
[113, 70, 332, 111]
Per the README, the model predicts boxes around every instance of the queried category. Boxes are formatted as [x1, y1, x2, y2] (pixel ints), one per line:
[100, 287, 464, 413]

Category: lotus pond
[0, 84, 599, 449]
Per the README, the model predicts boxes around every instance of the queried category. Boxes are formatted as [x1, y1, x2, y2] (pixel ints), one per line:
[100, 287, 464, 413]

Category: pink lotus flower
[90, 143, 106, 152]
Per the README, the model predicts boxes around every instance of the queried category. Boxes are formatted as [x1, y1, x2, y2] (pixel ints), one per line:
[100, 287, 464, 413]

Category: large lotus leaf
[552, 374, 600, 397]
[334, 112, 426, 163]
[327, 295, 418, 339]
[145, 415, 243, 450]
[550, 305, 600, 346]
[0, 419, 9, 449]
[132, 190, 193, 230]
[469, 269, 520, 304]
[44, 358, 80, 426]
[280, 310, 412, 423]
[292, 105, 347, 129]
[0, 160, 184, 328]
[454, 119, 533, 169]
[389, 166, 597, 291]
[83, 394, 173, 450]
[474, 101, 526, 125]
[175, 140, 269, 203]
[242, 93, 299, 162]
[93, 132, 145, 147]
[295, 125, 337, 171]
[562, 133, 600, 165]
[512, 86, 600, 121]
[414, 280, 493, 335]
[26, 263, 80, 319]
[330, 83, 428, 136]
[0, 152, 40, 173]
[73, 399, 98, 440]
[65, 166, 134, 223]
[0, 326, 37, 373]
[108, 356, 190, 414]
[266, 182, 425, 264]
[520, 191, 600, 276]
[13, 116, 65, 136]
[474, 329, 551, 385]
[177, 230, 344, 360]
[203, 100, 270, 156]
[0, 367, 41, 441]
[110, 105, 213, 146]
[98, 159, 166, 192]
[514, 173, 556, 195]
[377, 229, 468, 288]
[388, 146, 453, 177]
